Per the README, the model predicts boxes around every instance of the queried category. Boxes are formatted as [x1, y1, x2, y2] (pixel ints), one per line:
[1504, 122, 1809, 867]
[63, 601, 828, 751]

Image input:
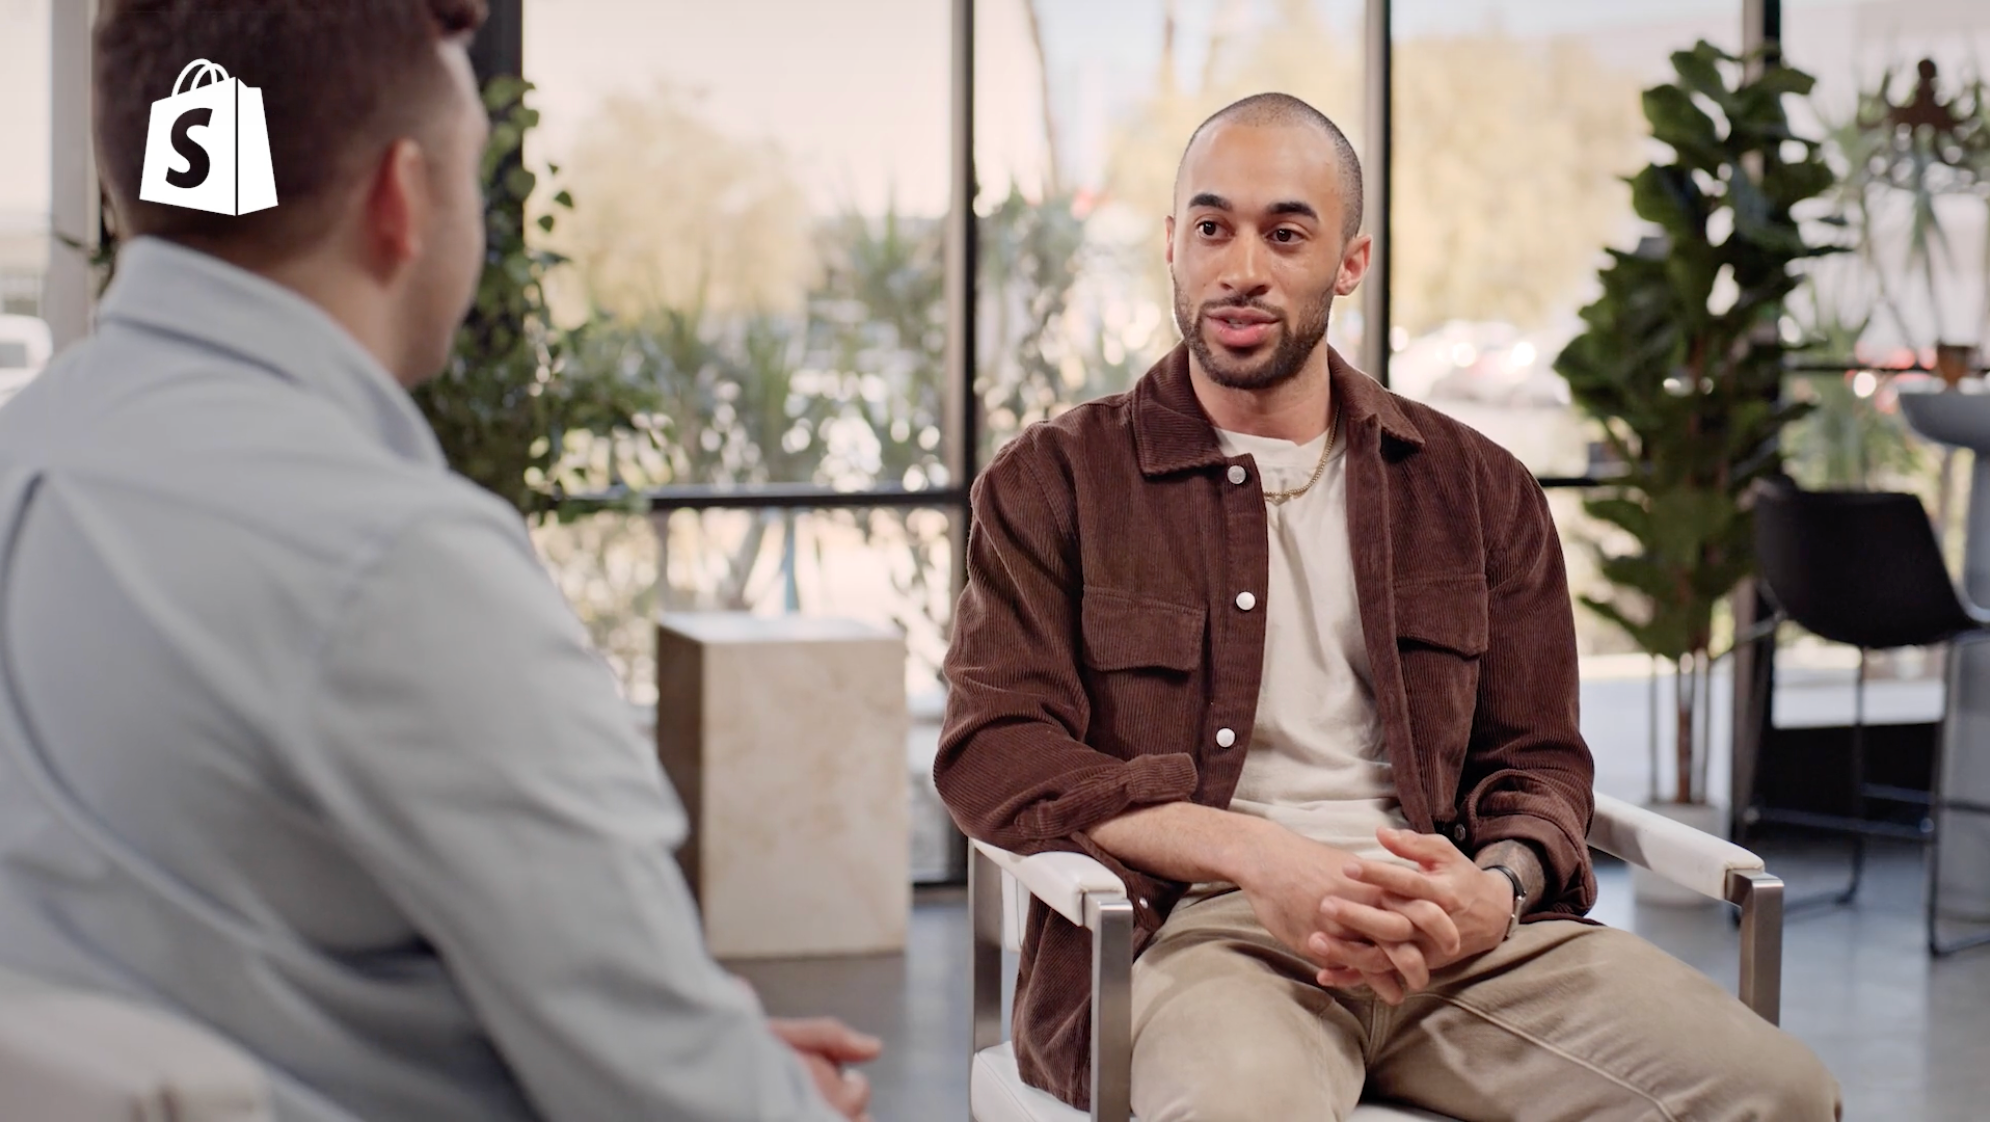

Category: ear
[362, 137, 432, 276]
[1334, 232, 1372, 297]
[1164, 214, 1176, 267]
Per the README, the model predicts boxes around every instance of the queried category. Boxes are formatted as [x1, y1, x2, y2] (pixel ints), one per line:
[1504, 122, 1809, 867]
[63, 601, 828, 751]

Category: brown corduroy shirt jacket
[936, 344, 1598, 1109]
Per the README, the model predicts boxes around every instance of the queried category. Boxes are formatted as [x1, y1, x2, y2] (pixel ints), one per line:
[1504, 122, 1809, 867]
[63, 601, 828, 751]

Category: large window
[521, 0, 955, 694]
[521, 0, 960, 877]
[1388, 3, 1747, 660]
[22, 1, 1885, 876]
[524, 0, 953, 492]
[1785, 1, 1990, 362]
[1388, 2, 1741, 479]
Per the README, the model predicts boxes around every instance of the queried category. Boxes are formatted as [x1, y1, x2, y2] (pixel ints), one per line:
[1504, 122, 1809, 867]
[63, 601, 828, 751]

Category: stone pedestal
[655, 613, 909, 958]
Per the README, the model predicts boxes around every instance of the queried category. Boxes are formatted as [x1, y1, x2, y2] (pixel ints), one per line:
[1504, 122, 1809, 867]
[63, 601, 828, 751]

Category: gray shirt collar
[96, 237, 447, 469]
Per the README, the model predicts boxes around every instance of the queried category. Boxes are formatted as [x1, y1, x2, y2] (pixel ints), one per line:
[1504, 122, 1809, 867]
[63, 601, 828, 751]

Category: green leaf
[1749, 64, 1815, 99]
[1669, 43, 1732, 107]
[1643, 85, 1723, 171]
[1628, 165, 1703, 236]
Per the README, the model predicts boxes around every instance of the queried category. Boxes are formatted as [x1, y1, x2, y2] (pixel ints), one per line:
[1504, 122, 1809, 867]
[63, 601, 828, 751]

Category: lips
[1206, 307, 1278, 350]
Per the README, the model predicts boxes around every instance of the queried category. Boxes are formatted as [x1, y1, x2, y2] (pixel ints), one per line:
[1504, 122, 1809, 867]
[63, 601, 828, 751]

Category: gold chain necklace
[1262, 408, 1338, 507]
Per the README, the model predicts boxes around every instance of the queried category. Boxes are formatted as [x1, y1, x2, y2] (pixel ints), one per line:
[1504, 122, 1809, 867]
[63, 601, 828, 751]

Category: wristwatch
[1485, 864, 1527, 941]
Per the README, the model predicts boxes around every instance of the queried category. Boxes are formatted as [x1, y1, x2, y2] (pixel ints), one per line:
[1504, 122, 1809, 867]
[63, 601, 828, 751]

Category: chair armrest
[1585, 793, 1784, 1025]
[969, 839, 1128, 928]
[967, 840, 1137, 1119]
[1586, 793, 1763, 900]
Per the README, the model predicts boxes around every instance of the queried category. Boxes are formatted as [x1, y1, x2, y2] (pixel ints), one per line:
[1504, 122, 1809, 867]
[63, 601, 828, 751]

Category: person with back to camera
[0, 3, 878, 1118]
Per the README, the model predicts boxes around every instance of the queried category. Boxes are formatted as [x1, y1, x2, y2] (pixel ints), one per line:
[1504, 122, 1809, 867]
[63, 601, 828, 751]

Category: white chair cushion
[972, 1042, 1457, 1122]
[0, 976, 272, 1122]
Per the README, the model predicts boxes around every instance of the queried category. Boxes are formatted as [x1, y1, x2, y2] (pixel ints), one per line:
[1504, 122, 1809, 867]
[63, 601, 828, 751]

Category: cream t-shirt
[1215, 422, 1412, 865]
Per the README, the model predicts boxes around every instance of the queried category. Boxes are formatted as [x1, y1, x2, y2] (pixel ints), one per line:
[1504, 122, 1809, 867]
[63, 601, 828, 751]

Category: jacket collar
[1131, 343, 1425, 477]
[95, 237, 447, 470]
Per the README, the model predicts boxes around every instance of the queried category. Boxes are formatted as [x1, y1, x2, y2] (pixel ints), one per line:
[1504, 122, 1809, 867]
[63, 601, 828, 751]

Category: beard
[1172, 275, 1335, 391]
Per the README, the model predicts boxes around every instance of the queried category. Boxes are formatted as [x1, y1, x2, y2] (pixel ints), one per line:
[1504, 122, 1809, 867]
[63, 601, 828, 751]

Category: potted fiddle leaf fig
[1555, 41, 1837, 900]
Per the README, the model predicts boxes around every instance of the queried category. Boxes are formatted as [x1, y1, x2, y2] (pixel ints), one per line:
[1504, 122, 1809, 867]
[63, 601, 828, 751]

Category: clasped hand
[1242, 826, 1515, 1006]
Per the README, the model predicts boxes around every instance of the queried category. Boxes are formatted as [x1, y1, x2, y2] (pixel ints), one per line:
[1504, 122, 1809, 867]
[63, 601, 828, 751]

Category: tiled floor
[730, 837, 1990, 1121]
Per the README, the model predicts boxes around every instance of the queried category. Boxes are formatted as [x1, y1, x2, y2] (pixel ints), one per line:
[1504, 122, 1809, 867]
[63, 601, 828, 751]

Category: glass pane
[1386, 4, 1749, 666]
[1388, 1, 1744, 478]
[0, 0, 51, 408]
[1786, 2, 1990, 361]
[534, 506, 959, 882]
[523, 0, 951, 490]
[975, 0, 1367, 459]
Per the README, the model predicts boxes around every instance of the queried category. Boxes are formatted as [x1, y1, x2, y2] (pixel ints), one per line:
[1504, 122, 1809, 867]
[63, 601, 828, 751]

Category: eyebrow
[1186, 193, 1319, 222]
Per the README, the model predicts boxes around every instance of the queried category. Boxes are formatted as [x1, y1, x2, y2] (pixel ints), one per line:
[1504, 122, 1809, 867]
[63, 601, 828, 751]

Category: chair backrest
[1753, 479, 1975, 650]
[0, 968, 274, 1122]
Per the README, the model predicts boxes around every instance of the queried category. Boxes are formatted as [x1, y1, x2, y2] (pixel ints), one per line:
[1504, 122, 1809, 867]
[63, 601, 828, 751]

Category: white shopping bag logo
[138, 59, 278, 216]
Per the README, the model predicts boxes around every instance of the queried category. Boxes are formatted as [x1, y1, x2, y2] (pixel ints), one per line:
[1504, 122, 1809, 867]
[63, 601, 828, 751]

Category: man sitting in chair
[935, 92, 1838, 1122]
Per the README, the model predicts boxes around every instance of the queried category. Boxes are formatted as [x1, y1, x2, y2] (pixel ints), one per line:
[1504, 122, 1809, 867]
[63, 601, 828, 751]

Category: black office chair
[1752, 478, 1990, 954]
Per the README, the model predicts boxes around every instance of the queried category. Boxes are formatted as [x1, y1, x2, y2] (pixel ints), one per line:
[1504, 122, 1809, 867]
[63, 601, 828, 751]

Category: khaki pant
[1130, 890, 1840, 1122]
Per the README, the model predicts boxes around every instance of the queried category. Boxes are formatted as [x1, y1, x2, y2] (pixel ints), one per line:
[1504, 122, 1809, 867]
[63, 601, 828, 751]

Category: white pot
[1629, 801, 1728, 907]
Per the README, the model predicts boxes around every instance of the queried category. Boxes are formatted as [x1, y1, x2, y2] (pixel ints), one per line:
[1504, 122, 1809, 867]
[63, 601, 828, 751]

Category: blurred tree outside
[1391, 35, 1646, 336]
[529, 83, 1048, 700]
[549, 84, 817, 322]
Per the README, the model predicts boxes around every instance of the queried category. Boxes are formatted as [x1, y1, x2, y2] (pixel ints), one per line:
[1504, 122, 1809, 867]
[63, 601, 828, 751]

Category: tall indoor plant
[412, 75, 657, 518]
[1555, 42, 1835, 835]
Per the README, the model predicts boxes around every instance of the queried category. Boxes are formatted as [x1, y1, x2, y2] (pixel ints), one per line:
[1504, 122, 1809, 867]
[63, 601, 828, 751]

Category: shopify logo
[138, 60, 278, 216]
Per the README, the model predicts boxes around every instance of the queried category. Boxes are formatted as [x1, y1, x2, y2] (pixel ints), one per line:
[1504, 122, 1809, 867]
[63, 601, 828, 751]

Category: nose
[1215, 230, 1270, 300]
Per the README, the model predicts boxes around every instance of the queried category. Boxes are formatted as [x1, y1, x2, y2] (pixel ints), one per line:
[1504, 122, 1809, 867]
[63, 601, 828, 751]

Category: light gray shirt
[0, 239, 839, 1122]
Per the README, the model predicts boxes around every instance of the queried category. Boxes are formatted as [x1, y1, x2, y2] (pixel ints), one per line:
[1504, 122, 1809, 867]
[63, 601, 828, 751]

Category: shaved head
[1176, 93, 1364, 241]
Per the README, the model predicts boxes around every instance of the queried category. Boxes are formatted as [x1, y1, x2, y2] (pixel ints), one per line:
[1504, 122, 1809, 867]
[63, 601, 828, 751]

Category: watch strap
[1486, 863, 1526, 940]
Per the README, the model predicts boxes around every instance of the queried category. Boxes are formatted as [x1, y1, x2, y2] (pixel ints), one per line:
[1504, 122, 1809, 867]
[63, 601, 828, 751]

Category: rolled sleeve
[1460, 463, 1597, 916]
[936, 437, 1200, 862]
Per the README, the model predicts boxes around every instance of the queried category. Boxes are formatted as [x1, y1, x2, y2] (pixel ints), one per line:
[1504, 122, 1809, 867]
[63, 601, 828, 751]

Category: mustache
[1198, 297, 1284, 321]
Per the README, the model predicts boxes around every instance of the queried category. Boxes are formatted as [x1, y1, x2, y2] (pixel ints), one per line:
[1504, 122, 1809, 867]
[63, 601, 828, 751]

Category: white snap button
[1216, 727, 1237, 749]
[1235, 592, 1256, 612]
[1227, 465, 1248, 485]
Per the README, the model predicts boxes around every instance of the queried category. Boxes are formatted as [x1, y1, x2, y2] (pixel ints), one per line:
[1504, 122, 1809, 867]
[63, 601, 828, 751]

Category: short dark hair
[94, 0, 487, 263]
[1179, 92, 1364, 241]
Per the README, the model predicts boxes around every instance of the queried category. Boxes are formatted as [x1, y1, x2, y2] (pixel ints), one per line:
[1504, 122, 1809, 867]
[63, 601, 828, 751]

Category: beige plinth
[656, 613, 910, 958]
